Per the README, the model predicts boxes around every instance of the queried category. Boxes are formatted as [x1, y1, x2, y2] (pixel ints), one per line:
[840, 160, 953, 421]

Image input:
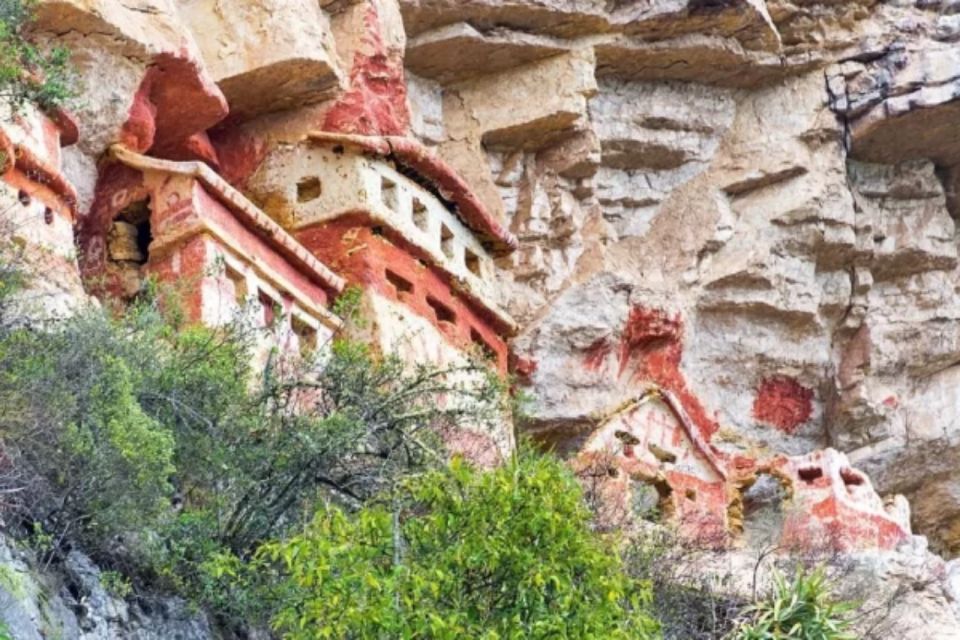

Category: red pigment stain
[120, 51, 228, 161]
[163, 132, 220, 168]
[120, 89, 157, 152]
[613, 305, 721, 441]
[510, 354, 538, 380]
[753, 376, 814, 434]
[49, 107, 79, 147]
[617, 306, 683, 373]
[584, 338, 612, 371]
[322, 4, 409, 135]
[209, 128, 268, 188]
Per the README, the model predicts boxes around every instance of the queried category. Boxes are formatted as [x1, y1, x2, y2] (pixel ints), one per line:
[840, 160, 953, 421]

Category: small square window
[440, 225, 456, 260]
[381, 177, 398, 211]
[296, 176, 322, 202]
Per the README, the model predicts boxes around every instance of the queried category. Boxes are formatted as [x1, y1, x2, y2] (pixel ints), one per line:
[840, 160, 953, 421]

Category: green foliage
[206, 335, 503, 556]
[0, 302, 178, 545]
[257, 451, 659, 640]
[0, 265, 508, 629]
[100, 570, 132, 599]
[150, 333, 507, 627]
[0, 240, 662, 638]
[0, 282, 257, 566]
[0, 221, 24, 324]
[331, 285, 366, 326]
[0, 564, 26, 601]
[0, 0, 74, 111]
[0, 621, 12, 640]
[733, 567, 855, 640]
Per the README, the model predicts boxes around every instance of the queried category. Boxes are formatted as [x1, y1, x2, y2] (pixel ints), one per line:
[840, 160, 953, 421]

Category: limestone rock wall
[391, 0, 960, 560]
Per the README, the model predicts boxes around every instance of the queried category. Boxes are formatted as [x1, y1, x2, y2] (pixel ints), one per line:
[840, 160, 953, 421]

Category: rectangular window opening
[381, 176, 398, 211]
[427, 296, 456, 324]
[440, 224, 456, 260]
[464, 248, 482, 277]
[226, 265, 248, 306]
[412, 199, 429, 233]
[259, 290, 280, 327]
[292, 315, 318, 355]
[385, 269, 413, 295]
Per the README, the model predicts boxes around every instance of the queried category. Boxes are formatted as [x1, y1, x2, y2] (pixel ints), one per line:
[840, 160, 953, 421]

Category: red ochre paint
[604, 305, 721, 441]
[120, 51, 229, 162]
[322, 4, 409, 136]
[510, 353, 538, 380]
[584, 338, 612, 371]
[753, 375, 814, 434]
[297, 217, 509, 373]
[209, 128, 268, 189]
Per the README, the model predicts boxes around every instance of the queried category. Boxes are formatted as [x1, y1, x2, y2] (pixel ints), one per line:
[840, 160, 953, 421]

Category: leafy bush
[253, 451, 659, 639]
[733, 566, 855, 640]
[0, 258, 508, 627]
[0, 0, 73, 111]
[200, 336, 507, 556]
[0, 302, 179, 547]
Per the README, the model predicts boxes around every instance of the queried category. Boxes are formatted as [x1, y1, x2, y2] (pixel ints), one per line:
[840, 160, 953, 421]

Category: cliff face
[8, 0, 960, 636]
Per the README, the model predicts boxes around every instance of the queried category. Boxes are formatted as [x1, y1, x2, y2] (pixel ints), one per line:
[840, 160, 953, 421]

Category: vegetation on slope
[255, 452, 658, 639]
[0, 0, 72, 111]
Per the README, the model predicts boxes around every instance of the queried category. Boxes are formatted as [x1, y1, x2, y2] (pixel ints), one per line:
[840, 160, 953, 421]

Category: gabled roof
[588, 386, 727, 481]
[110, 145, 346, 298]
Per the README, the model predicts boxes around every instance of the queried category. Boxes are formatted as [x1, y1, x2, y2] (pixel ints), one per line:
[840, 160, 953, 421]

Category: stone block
[405, 23, 569, 85]
[177, 0, 346, 119]
[830, 42, 960, 165]
[445, 48, 596, 151]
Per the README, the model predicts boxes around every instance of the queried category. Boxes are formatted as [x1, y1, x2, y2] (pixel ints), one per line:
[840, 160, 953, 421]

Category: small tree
[254, 452, 660, 639]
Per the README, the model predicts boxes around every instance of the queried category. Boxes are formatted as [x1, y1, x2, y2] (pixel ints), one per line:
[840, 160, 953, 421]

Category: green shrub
[0, 270, 508, 627]
[100, 570, 132, 599]
[254, 451, 659, 640]
[0, 303, 178, 545]
[733, 566, 855, 640]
